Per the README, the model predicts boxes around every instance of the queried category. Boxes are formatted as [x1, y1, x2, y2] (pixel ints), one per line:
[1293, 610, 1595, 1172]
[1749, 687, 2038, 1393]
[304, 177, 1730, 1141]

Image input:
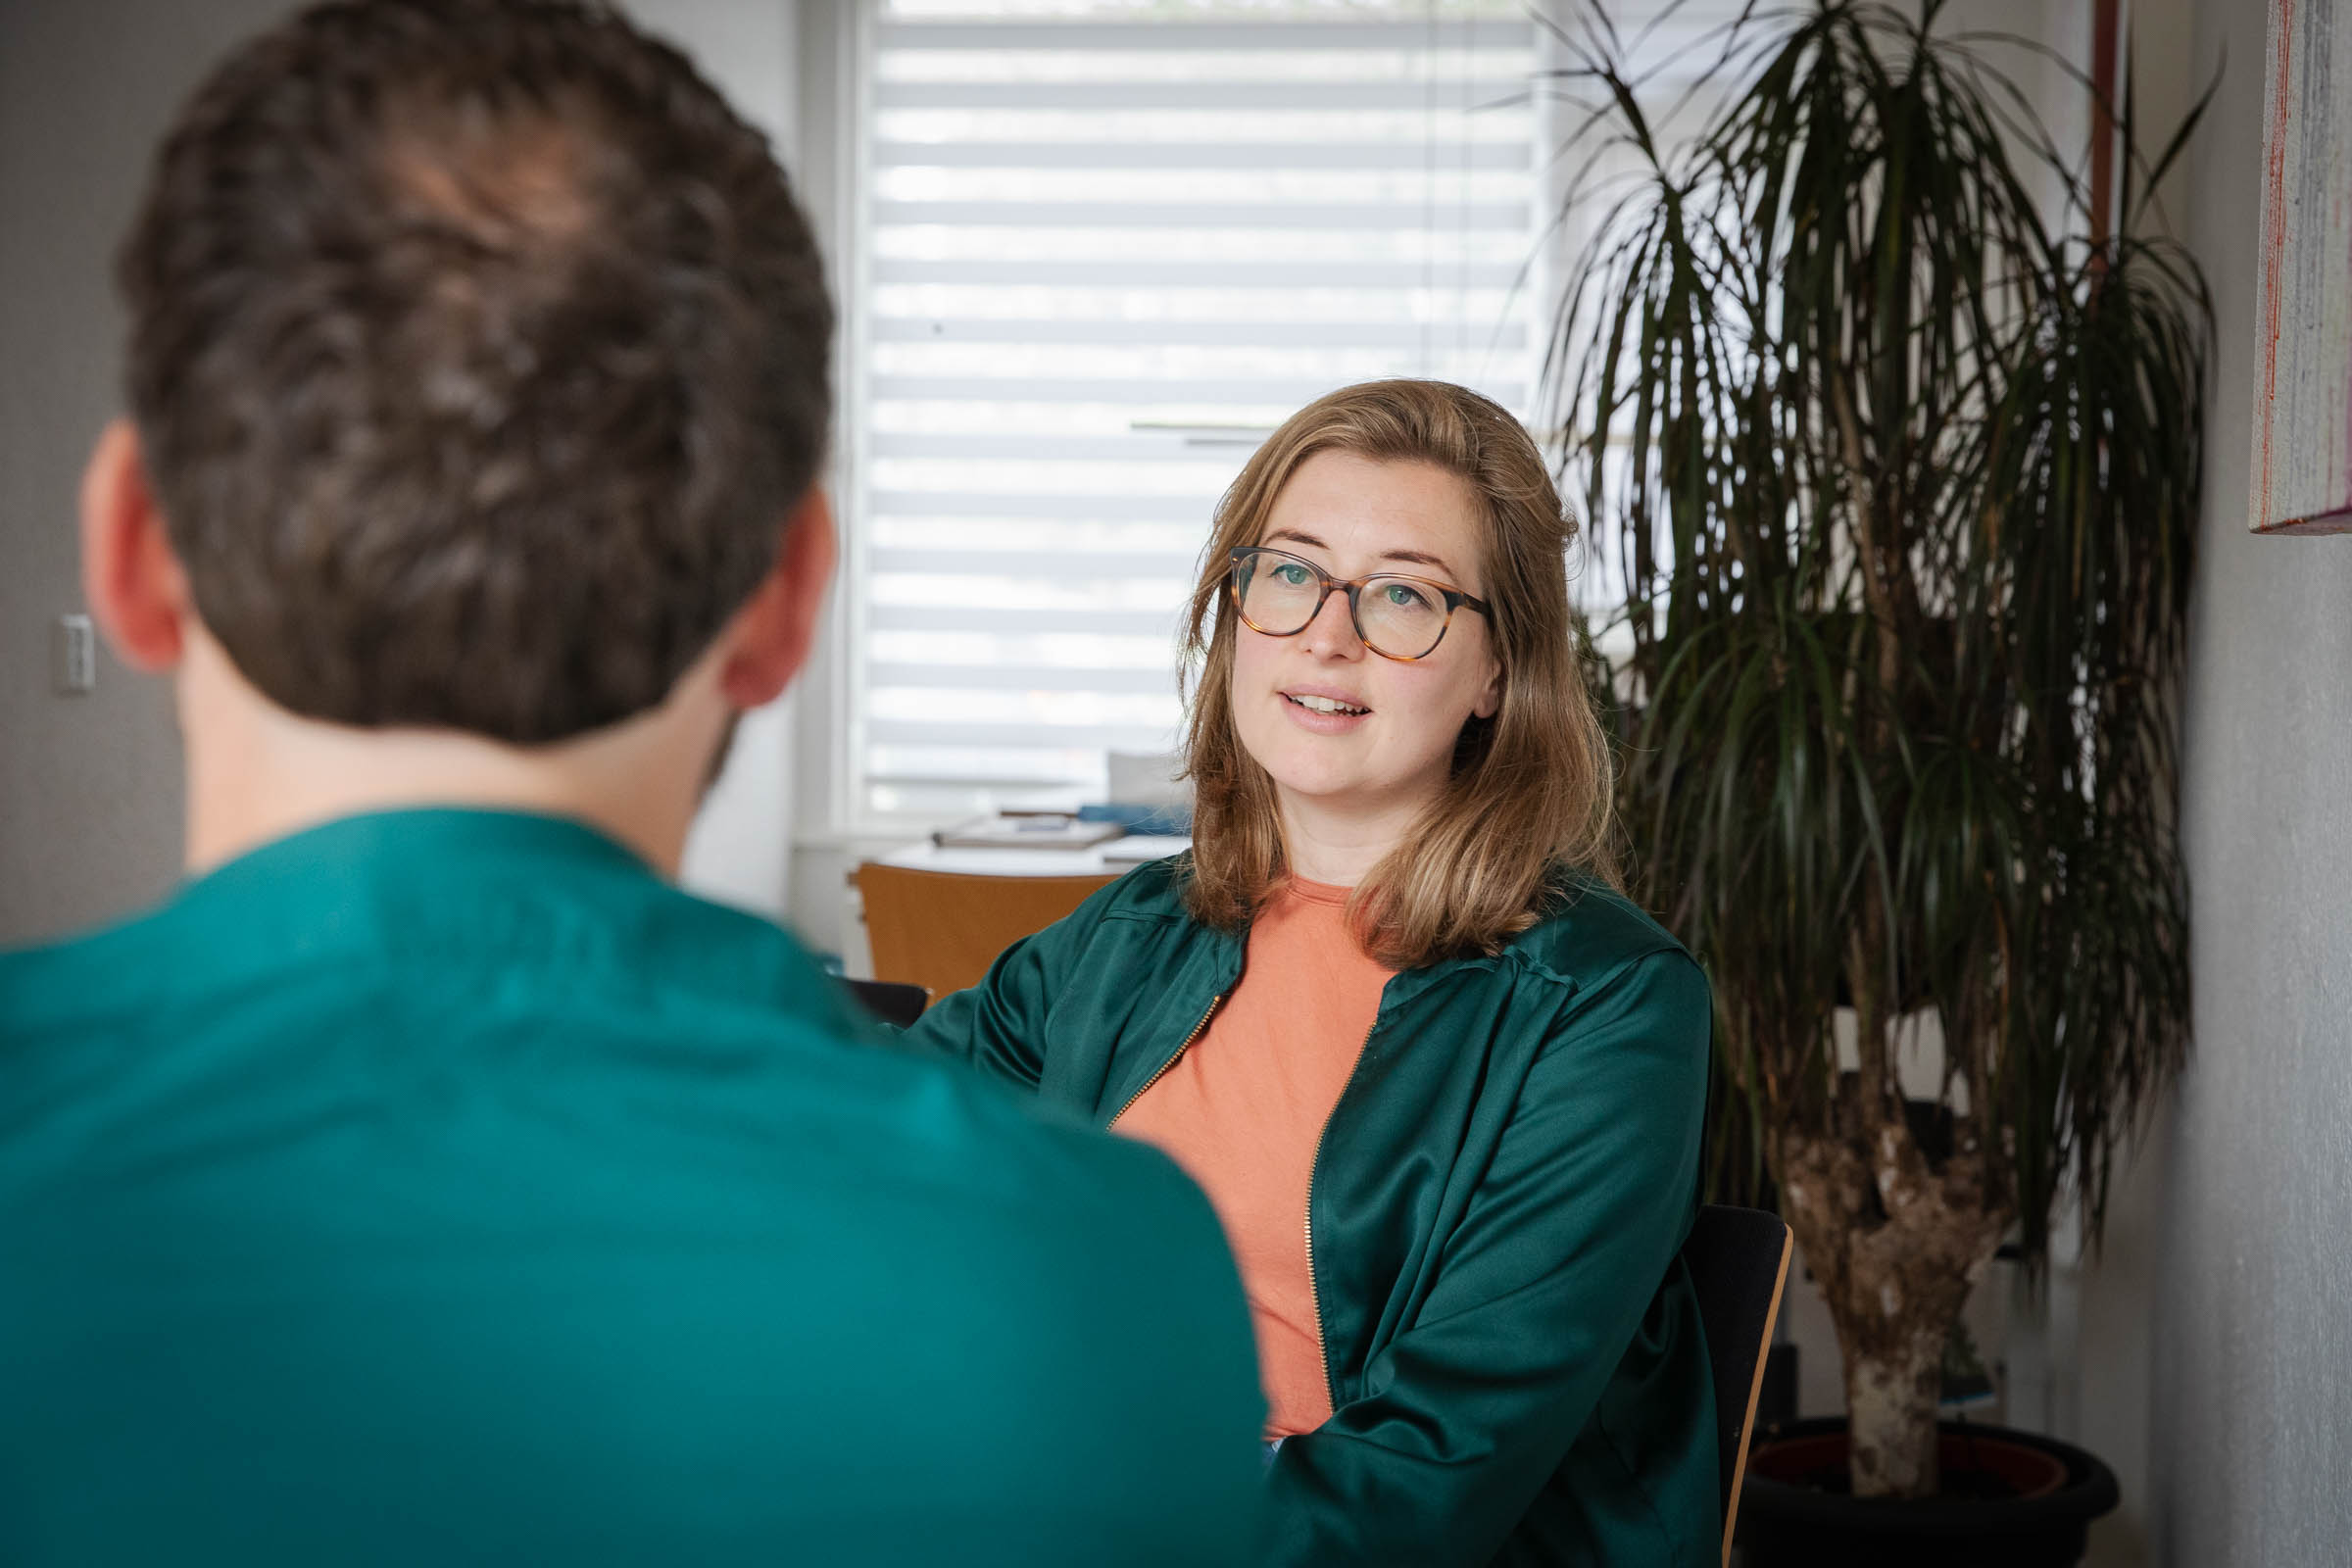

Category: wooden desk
[875, 835, 1191, 878]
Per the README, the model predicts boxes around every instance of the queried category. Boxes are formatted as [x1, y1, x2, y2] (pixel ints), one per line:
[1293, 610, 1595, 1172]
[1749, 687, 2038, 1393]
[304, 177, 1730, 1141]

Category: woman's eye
[1274, 564, 1313, 587]
[1383, 583, 1434, 611]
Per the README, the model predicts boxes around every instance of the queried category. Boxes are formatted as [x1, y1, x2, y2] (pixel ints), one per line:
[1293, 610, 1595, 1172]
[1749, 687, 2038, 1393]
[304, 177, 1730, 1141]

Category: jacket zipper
[1108, 991, 1226, 1127]
[1304, 1012, 1381, 1410]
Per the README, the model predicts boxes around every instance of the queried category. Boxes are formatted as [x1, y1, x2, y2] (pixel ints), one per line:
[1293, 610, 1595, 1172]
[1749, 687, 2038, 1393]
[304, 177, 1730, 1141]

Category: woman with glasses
[904, 379, 1717, 1566]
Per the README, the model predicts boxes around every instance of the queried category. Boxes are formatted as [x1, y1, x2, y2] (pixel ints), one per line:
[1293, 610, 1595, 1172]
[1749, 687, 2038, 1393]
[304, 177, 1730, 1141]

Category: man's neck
[176, 633, 723, 879]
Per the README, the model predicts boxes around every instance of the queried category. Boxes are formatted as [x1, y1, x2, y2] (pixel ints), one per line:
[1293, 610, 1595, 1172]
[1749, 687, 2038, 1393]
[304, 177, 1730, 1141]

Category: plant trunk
[1775, 1114, 2011, 1500]
[1840, 1301, 1945, 1495]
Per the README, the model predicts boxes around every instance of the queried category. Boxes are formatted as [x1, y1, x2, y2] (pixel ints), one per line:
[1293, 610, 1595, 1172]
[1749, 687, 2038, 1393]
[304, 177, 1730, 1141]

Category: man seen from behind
[0, 2, 1264, 1561]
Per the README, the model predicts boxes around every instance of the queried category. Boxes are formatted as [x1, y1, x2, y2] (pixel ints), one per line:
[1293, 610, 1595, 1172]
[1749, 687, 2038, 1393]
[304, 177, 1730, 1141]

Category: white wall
[2144, 0, 2352, 1558]
[632, 0, 810, 923]
[0, 0, 828, 945]
[2005, 2, 2352, 1562]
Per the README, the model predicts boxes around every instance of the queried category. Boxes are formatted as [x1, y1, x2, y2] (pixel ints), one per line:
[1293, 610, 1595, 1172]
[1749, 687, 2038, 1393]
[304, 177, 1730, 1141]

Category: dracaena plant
[1540, 0, 2210, 1497]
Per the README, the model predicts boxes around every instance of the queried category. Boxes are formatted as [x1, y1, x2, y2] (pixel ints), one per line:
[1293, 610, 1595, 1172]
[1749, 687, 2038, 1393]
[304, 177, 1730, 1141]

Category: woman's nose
[1297, 588, 1364, 660]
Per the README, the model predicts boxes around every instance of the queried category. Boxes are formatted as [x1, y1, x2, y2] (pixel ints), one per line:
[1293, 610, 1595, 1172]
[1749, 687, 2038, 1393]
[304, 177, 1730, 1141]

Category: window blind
[856, 2, 1541, 821]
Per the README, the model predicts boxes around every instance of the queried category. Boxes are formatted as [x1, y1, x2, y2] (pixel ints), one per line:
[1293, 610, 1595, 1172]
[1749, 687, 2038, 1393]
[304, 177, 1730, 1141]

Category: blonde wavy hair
[1179, 378, 1619, 969]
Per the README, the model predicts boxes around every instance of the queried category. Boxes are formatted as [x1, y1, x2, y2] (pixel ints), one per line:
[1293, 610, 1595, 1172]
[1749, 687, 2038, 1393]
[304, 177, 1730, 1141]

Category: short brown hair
[120, 0, 833, 742]
[1180, 379, 1618, 968]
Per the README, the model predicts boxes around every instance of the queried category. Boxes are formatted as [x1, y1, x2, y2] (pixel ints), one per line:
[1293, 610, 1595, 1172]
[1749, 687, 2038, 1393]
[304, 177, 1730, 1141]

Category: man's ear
[79, 417, 192, 673]
[717, 487, 837, 710]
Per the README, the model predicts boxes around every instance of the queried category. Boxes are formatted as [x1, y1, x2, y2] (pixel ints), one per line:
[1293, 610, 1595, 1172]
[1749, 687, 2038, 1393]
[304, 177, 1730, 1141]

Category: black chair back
[843, 978, 931, 1029]
[1679, 1203, 1793, 1564]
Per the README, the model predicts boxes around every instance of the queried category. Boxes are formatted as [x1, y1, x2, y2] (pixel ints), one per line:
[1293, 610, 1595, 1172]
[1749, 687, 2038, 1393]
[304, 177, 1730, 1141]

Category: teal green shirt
[0, 810, 1264, 1565]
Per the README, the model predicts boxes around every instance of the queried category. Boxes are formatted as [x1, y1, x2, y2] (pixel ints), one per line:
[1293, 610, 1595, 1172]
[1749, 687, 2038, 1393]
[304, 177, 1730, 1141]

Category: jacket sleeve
[1260, 948, 1715, 1567]
[894, 892, 1099, 1093]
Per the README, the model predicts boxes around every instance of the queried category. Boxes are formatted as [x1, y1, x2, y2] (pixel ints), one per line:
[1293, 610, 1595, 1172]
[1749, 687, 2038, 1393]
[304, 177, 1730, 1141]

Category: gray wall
[2150, 0, 2352, 1558]
[0, 0, 298, 945]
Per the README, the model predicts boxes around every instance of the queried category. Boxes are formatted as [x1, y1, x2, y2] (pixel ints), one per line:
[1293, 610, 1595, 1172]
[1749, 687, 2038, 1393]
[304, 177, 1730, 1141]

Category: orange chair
[854, 864, 1117, 1006]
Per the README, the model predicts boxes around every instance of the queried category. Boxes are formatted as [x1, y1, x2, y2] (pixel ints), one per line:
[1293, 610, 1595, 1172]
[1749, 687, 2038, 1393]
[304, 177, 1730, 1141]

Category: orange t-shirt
[1110, 878, 1393, 1439]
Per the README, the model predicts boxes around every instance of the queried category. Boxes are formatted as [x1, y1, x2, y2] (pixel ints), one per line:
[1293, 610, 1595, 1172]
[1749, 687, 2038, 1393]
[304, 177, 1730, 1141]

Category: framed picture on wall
[2253, 0, 2352, 534]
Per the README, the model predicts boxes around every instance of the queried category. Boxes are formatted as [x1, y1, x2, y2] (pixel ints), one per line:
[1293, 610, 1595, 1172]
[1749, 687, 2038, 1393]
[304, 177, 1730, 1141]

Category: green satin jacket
[906, 857, 1719, 1567]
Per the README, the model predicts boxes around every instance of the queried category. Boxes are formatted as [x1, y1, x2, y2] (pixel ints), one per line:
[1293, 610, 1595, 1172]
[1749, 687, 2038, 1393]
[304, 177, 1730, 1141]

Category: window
[847, 0, 1543, 824]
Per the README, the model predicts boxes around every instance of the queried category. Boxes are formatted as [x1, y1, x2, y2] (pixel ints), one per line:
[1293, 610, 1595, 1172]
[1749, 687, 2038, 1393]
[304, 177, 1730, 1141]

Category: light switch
[54, 613, 96, 695]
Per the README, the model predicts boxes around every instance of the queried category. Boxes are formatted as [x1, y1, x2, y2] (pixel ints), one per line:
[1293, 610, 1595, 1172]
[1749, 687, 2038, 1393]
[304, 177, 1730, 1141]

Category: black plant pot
[1737, 1417, 2120, 1568]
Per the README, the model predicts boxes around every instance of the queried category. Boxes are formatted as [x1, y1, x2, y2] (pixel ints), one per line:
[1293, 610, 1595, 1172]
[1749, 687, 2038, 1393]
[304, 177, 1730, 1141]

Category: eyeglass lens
[1234, 550, 1448, 660]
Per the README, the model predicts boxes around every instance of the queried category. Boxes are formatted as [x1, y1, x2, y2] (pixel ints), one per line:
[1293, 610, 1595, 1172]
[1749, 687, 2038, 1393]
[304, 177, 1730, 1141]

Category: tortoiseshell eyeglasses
[1227, 546, 1491, 662]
